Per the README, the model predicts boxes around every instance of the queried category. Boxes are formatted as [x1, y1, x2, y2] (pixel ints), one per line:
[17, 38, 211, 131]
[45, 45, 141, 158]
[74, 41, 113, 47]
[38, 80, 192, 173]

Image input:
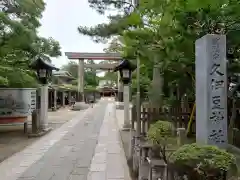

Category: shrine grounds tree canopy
[78, 0, 240, 99]
[0, 0, 61, 88]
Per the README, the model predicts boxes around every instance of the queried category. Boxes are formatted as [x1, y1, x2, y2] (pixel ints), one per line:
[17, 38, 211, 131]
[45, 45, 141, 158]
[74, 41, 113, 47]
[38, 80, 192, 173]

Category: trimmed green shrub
[169, 143, 237, 177]
[147, 120, 173, 145]
[147, 120, 175, 162]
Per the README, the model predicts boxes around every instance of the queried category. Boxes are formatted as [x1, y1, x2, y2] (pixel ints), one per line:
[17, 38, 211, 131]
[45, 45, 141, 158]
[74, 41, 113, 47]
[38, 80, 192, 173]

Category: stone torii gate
[65, 52, 123, 102]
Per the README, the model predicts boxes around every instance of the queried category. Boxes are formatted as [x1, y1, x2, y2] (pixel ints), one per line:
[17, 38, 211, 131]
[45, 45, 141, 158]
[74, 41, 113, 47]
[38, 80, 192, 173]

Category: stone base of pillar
[28, 127, 52, 137]
[28, 109, 53, 138]
[40, 123, 52, 131]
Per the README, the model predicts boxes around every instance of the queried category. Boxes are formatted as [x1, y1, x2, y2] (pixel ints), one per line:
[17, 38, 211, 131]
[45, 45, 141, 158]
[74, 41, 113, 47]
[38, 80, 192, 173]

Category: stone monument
[195, 34, 227, 148]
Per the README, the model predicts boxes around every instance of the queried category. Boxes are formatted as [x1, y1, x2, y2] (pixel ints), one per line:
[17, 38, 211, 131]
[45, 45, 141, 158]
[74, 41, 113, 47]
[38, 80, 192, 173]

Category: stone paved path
[0, 99, 130, 180]
[0, 101, 106, 180]
[87, 103, 131, 180]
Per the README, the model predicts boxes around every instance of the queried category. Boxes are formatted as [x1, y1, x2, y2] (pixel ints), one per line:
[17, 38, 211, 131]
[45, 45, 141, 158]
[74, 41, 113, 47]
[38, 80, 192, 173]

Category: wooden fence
[131, 100, 240, 146]
[131, 103, 196, 136]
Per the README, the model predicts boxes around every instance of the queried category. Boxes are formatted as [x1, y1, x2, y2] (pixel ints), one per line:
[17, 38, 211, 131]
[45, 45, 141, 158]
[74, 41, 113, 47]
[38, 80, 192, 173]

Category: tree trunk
[149, 63, 164, 108]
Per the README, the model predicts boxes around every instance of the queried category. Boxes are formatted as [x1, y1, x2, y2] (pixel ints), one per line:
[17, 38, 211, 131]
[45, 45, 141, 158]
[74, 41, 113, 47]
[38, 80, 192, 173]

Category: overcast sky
[38, 0, 109, 68]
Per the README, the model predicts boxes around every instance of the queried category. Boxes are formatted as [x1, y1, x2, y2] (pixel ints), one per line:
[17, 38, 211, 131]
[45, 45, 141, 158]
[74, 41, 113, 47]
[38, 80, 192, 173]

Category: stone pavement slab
[87, 103, 131, 180]
[0, 101, 107, 180]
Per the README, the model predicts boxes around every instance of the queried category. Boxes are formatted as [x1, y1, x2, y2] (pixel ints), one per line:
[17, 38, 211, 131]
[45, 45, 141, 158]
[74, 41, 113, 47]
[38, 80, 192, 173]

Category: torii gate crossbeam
[65, 52, 124, 102]
[65, 52, 122, 60]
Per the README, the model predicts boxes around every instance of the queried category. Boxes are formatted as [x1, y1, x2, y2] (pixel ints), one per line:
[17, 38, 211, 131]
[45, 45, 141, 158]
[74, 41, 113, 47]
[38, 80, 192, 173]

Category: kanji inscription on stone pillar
[195, 34, 227, 148]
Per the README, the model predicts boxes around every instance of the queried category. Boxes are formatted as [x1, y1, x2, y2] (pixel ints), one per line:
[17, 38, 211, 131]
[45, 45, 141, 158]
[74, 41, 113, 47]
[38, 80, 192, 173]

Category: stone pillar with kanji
[195, 34, 227, 148]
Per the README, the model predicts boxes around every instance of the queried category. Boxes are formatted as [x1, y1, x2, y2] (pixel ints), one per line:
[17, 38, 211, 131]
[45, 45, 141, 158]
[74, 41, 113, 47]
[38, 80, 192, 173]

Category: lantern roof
[113, 59, 136, 72]
[29, 54, 59, 71]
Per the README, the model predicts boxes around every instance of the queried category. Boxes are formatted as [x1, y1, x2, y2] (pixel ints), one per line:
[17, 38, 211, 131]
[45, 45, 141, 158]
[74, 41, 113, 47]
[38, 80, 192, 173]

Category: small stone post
[177, 128, 186, 146]
[32, 109, 40, 133]
[195, 34, 227, 148]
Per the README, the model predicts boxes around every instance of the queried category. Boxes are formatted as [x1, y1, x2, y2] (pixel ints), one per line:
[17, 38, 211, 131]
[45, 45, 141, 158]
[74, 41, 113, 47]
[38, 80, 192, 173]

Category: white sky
[38, 0, 109, 72]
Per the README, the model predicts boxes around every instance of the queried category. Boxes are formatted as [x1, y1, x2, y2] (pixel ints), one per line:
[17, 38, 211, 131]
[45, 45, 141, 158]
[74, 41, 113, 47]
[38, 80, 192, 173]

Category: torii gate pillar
[78, 59, 84, 102]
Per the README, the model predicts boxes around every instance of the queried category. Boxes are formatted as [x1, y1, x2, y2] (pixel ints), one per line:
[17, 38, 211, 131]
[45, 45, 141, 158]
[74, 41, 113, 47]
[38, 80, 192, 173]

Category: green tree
[79, 0, 240, 101]
[0, 0, 61, 87]
[103, 71, 117, 84]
